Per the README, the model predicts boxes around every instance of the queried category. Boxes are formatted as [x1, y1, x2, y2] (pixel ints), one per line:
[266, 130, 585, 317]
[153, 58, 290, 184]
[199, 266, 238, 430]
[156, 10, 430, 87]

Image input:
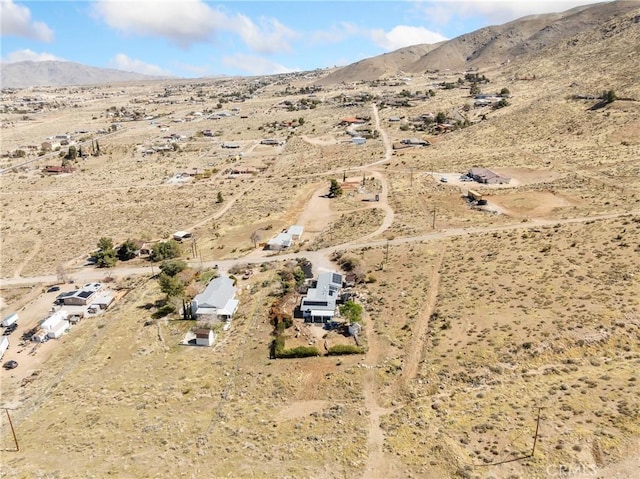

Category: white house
[61, 283, 103, 306]
[41, 310, 70, 339]
[300, 271, 343, 323]
[191, 276, 239, 320]
[267, 232, 293, 251]
[194, 328, 215, 346]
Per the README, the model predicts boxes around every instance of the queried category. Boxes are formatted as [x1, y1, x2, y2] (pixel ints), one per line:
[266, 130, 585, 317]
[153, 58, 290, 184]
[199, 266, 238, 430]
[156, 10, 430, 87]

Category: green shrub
[278, 346, 321, 358]
[272, 334, 321, 358]
[327, 344, 365, 355]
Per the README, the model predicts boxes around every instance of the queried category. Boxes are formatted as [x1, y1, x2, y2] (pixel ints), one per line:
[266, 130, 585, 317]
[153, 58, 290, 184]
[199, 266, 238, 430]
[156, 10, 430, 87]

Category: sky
[1, 0, 606, 78]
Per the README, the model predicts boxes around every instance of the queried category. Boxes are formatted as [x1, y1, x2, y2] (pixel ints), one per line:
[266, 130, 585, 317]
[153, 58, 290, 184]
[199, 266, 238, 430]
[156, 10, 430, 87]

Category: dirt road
[2, 210, 638, 288]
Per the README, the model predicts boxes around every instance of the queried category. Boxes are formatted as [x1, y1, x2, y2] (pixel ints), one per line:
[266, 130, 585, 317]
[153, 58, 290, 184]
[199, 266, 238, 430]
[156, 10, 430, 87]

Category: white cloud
[1, 49, 63, 63]
[222, 54, 299, 76]
[309, 22, 361, 45]
[109, 54, 173, 76]
[232, 14, 298, 54]
[369, 25, 448, 51]
[415, 0, 605, 28]
[0, 0, 54, 42]
[93, 0, 225, 48]
[93, 0, 297, 53]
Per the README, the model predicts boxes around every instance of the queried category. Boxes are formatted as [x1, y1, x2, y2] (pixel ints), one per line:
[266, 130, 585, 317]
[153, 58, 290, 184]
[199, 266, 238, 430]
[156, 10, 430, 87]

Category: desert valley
[1, 1, 639, 478]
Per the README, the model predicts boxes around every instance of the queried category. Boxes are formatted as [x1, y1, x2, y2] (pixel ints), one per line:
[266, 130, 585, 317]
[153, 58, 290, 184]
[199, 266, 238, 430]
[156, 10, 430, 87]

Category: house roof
[304, 271, 343, 303]
[287, 225, 304, 236]
[194, 328, 213, 338]
[468, 167, 510, 181]
[193, 276, 236, 309]
[268, 232, 292, 247]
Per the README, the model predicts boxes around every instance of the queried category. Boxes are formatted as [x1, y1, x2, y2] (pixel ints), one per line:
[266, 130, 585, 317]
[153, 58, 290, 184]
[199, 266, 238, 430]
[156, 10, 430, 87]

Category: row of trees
[93, 237, 181, 268]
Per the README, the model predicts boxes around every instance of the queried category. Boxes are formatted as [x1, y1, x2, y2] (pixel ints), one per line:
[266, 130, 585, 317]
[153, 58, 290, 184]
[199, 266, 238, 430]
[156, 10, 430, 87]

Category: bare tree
[250, 231, 262, 248]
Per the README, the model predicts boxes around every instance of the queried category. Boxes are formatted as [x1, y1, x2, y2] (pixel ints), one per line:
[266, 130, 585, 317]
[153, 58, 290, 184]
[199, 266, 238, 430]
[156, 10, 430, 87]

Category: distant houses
[393, 138, 430, 150]
[260, 139, 285, 146]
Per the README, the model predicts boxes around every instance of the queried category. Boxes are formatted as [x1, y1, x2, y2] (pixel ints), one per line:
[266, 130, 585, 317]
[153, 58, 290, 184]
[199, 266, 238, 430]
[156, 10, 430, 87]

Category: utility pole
[531, 407, 542, 457]
[3, 408, 19, 451]
[384, 240, 390, 264]
[432, 206, 437, 229]
[410, 168, 414, 186]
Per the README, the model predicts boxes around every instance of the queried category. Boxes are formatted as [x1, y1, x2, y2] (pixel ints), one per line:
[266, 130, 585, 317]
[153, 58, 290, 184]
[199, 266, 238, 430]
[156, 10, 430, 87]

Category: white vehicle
[1, 312, 18, 328]
[0, 336, 8, 360]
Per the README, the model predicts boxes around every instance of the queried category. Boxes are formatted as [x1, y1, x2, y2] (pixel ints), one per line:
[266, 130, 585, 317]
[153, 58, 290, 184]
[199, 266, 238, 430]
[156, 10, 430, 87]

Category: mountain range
[1, 1, 639, 89]
[0, 60, 170, 88]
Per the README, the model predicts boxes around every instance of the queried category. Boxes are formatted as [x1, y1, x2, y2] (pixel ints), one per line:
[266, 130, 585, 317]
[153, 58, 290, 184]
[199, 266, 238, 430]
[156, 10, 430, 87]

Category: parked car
[3, 360, 18, 370]
[47, 286, 61, 292]
[3, 323, 18, 335]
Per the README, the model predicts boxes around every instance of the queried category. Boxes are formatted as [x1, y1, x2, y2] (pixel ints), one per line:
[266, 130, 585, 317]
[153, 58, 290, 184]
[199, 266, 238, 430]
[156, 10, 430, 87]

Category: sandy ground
[1, 69, 639, 478]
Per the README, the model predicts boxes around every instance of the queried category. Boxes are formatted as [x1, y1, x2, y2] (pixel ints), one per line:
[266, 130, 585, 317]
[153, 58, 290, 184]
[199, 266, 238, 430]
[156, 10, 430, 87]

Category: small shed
[351, 137, 366, 145]
[173, 231, 192, 241]
[267, 232, 293, 250]
[92, 291, 115, 310]
[195, 329, 215, 347]
[31, 329, 49, 343]
[286, 225, 304, 241]
[348, 322, 362, 337]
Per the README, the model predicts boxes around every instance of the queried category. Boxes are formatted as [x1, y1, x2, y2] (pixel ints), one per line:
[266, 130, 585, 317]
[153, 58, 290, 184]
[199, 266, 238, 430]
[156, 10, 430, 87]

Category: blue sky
[1, 0, 604, 77]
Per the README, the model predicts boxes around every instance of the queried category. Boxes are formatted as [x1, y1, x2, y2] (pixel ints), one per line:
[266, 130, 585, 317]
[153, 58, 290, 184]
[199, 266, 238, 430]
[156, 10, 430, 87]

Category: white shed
[267, 232, 293, 250]
[31, 329, 48, 343]
[286, 225, 304, 241]
[194, 329, 215, 347]
[173, 231, 192, 241]
[348, 322, 362, 336]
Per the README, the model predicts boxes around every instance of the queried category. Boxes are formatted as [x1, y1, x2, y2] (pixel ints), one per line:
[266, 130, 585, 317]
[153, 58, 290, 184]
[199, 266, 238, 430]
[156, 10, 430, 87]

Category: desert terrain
[1, 4, 640, 478]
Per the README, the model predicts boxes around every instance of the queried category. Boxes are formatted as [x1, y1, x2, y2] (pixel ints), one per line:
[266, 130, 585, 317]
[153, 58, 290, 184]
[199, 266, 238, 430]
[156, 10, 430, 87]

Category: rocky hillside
[0, 61, 170, 88]
[317, 0, 640, 84]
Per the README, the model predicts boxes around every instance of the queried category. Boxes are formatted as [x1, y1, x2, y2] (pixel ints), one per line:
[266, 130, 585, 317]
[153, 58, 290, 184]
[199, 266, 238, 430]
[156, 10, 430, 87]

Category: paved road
[2, 210, 636, 288]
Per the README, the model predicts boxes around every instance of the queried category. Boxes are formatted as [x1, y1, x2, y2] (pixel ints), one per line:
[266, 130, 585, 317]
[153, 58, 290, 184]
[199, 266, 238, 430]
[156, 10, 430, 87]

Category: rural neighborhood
[1, 1, 640, 478]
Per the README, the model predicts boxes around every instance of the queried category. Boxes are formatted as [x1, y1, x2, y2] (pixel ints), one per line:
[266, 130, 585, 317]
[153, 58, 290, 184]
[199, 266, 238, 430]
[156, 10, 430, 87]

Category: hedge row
[327, 344, 365, 355]
[271, 335, 321, 358]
